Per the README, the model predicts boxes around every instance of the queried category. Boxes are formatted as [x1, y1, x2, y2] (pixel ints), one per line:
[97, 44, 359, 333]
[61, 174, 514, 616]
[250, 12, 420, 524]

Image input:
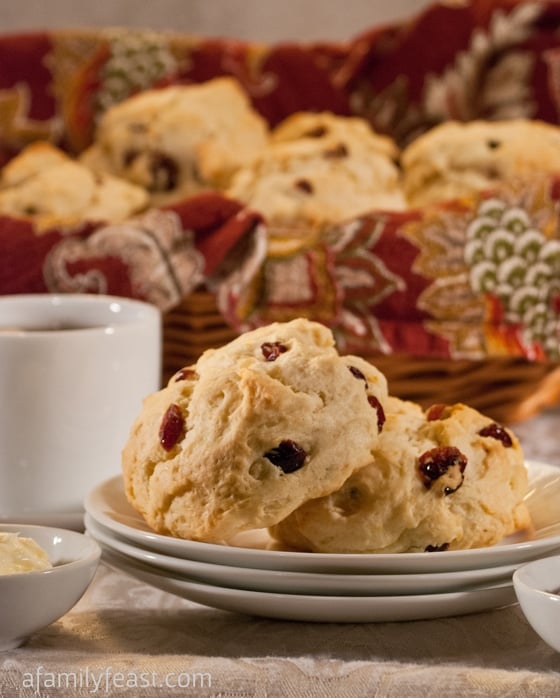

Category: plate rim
[100, 546, 517, 622]
[85, 514, 520, 595]
[85, 460, 560, 574]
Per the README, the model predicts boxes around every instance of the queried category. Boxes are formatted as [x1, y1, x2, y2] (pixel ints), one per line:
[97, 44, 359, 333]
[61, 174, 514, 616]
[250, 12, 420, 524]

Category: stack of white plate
[84, 461, 560, 623]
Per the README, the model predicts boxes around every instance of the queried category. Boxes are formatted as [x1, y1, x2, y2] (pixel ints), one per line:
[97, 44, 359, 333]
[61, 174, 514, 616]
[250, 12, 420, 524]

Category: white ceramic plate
[85, 514, 521, 596]
[100, 546, 516, 623]
[85, 461, 560, 574]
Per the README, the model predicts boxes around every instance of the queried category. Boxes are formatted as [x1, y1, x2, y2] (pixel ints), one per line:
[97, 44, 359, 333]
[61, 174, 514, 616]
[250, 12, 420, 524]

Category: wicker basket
[162, 289, 238, 376]
[162, 290, 560, 425]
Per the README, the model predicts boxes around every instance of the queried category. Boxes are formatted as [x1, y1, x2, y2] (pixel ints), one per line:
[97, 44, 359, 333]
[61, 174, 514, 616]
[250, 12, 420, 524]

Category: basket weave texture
[0, 0, 559, 422]
[162, 291, 560, 424]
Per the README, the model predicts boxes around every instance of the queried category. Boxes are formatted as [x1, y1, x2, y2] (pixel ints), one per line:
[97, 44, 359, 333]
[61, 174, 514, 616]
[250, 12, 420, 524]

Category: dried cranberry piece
[418, 446, 467, 495]
[264, 440, 307, 474]
[173, 368, 197, 382]
[304, 125, 328, 138]
[478, 423, 513, 448]
[348, 366, 367, 382]
[294, 178, 314, 194]
[324, 143, 348, 159]
[123, 148, 140, 168]
[425, 543, 450, 552]
[159, 403, 185, 451]
[368, 395, 386, 432]
[426, 404, 448, 421]
[149, 152, 179, 191]
[261, 341, 288, 361]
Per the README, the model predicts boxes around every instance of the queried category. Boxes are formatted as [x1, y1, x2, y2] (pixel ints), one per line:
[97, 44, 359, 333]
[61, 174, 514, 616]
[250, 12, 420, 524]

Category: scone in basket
[1, 0, 560, 424]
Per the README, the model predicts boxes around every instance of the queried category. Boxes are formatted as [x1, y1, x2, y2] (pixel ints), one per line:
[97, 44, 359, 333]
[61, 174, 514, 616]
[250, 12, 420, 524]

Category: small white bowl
[513, 555, 560, 652]
[0, 524, 101, 651]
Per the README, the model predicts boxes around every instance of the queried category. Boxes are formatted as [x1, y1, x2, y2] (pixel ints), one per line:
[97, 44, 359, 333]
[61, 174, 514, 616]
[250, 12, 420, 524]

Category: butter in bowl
[0, 524, 100, 651]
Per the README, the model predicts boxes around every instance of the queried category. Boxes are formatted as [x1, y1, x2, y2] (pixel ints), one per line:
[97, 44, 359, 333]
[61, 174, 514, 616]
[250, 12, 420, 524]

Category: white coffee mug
[0, 294, 161, 529]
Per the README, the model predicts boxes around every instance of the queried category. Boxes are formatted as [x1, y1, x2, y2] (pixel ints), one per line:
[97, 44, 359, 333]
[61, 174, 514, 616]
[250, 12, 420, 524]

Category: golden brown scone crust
[122, 318, 388, 543]
[227, 111, 406, 227]
[81, 77, 269, 206]
[402, 119, 560, 207]
[270, 398, 530, 553]
[271, 111, 399, 160]
[0, 141, 148, 228]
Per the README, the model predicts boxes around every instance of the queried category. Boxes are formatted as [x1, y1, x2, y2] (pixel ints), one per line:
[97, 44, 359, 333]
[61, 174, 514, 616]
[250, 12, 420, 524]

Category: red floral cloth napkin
[0, 0, 559, 361]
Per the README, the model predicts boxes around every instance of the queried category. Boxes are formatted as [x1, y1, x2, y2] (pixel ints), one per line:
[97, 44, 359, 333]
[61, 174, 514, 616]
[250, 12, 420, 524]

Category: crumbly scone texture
[81, 77, 270, 206]
[270, 397, 530, 553]
[122, 318, 389, 543]
[0, 141, 69, 187]
[401, 118, 560, 207]
[227, 112, 406, 226]
[0, 141, 148, 229]
[271, 111, 399, 161]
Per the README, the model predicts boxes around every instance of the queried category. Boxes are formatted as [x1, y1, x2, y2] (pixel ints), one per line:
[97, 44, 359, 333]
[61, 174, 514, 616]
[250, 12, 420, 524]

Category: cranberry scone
[270, 397, 530, 553]
[270, 111, 399, 158]
[121, 318, 388, 543]
[402, 119, 560, 207]
[81, 76, 269, 205]
[0, 141, 148, 228]
[227, 111, 406, 230]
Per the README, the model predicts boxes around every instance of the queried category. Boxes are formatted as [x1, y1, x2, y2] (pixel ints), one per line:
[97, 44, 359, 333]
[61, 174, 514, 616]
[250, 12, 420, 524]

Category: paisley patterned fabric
[0, 0, 559, 361]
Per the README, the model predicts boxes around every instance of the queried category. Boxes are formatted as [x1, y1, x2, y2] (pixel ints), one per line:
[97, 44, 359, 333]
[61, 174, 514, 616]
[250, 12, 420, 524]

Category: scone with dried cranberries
[401, 118, 560, 207]
[227, 111, 406, 231]
[121, 318, 388, 543]
[81, 76, 269, 205]
[0, 141, 148, 229]
[270, 397, 530, 553]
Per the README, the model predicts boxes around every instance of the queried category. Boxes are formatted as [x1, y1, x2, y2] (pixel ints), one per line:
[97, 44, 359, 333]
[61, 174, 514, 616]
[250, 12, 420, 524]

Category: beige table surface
[2, 407, 560, 698]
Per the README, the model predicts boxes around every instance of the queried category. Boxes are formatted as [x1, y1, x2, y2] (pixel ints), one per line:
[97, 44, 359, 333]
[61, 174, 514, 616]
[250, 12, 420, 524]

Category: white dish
[0, 524, 101, 651]
[85, 514, 520, 596]
[101, 546, 516, 623]
[85, 461, 560, 574]
[513, 555, 560, 653]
